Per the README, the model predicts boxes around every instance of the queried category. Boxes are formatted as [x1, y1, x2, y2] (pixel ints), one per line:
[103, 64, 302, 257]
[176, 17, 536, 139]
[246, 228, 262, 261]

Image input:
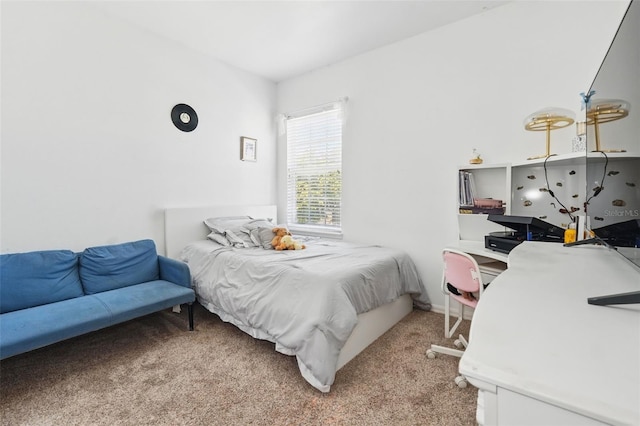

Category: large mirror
[585, 0, 640, 268]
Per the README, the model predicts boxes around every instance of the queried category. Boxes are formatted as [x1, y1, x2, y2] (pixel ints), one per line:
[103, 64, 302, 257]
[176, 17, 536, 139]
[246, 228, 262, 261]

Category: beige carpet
[0, 303, 476, 425]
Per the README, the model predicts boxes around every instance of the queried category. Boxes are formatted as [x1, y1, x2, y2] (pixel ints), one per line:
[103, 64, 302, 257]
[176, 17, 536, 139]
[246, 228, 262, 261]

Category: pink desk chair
[426, 248, 486, 388]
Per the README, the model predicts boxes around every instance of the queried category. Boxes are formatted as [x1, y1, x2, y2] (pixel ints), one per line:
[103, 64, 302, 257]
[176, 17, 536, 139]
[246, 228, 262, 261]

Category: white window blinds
[286, 103, 343, 234]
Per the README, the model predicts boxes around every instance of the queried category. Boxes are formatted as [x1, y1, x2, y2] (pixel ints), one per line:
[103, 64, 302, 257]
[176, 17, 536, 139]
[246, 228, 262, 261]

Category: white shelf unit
[584, 153, 640, 228]
[511, 155, 587, 228]
[457, 163, 511, 242]
[457, 152, 640, 243]
[511, 151, 585, 168]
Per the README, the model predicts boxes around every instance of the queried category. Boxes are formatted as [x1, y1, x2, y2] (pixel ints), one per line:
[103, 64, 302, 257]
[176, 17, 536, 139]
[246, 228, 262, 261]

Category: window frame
[284, 102, 344, 238]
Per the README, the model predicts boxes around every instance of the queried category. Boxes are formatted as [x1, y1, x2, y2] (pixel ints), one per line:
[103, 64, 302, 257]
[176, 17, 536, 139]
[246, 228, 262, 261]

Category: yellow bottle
[564, 226, 577, 244]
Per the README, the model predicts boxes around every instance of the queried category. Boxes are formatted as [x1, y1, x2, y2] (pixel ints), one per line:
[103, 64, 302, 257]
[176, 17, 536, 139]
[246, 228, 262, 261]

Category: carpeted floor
[0, 303, 476, 425]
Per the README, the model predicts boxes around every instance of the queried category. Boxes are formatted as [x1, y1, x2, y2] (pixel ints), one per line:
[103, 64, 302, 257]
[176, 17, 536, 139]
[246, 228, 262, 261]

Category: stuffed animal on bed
[271, 227, 305, 250]
[279, 235, 305, 250]
[271, 227, 290, 249]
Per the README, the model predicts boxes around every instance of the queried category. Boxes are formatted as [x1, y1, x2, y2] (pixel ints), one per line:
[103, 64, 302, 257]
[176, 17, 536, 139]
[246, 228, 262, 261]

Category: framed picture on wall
[240, 137, 257, 162]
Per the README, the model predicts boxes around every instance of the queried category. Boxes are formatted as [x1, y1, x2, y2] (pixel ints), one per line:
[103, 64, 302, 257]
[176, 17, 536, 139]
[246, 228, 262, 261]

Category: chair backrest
[442, 249, 483, 295]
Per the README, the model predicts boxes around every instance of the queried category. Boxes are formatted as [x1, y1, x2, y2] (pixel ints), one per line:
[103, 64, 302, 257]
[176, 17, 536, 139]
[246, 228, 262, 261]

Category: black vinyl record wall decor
[171, 104, 198, 132]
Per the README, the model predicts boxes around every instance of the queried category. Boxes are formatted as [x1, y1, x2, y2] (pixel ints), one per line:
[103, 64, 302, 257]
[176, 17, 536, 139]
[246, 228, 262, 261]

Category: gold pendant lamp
[524, 108, 575, 160]
[586, 99, 630, 152]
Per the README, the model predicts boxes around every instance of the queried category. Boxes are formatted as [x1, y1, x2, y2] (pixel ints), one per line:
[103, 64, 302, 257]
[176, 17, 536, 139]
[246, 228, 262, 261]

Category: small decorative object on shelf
[469, 148, 483, 164]
[524, 107, 575, 160]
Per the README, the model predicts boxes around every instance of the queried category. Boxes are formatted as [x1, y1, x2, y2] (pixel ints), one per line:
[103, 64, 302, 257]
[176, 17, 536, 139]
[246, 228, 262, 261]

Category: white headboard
[164, 205, 278, 259]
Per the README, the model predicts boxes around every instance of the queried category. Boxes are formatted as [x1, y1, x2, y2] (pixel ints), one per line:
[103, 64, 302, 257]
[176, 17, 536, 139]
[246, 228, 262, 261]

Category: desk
[447, 240, 508, 279]
[459, 242, 640, 426]
[452, 240, 508, 263]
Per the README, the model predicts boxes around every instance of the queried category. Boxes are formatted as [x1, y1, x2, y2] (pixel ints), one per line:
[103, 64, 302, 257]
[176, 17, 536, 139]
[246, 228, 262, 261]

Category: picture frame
[240, 137, 257, 162]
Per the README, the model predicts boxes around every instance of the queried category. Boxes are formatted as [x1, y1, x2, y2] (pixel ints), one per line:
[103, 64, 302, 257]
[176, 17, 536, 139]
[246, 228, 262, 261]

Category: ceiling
[96, 1, 509, 82]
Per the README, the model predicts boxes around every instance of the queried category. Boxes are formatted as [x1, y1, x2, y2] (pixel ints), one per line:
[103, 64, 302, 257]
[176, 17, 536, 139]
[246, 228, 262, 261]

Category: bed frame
[164, 205, 413, 370]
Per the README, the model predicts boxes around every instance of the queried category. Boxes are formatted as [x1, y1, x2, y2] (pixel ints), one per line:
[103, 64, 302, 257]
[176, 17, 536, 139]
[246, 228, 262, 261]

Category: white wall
[1, 2, 277, 254]
[0, 1, 630, 310]
[277, 1, 629, 310]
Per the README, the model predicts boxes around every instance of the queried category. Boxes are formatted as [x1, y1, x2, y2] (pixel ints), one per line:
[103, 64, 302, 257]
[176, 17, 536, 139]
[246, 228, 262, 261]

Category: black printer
[484, 215, 565, 254]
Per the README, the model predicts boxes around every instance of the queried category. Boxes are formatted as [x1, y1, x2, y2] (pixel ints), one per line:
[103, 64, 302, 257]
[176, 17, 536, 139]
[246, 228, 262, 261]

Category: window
[285, 102, 343, 235]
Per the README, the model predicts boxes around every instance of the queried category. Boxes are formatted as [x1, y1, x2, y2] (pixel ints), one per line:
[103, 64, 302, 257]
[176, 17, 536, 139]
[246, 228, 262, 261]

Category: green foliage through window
[294, 170, 341, 226]
[286, 104, 343, 232]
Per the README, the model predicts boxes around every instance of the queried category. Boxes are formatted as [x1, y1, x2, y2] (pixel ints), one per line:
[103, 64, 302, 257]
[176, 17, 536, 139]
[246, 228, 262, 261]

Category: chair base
[427, 334, 469, 388]
[427, 345, 464, 358]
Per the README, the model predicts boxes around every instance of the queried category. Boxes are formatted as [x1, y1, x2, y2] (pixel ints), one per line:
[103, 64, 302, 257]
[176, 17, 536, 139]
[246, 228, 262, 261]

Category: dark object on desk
[590, 219, 640, 305]
[564, 225, 640, 306]
[592, 219, 640, 248]
[484, 215, 564, 254]
[563, 233, 616, 250]
[588, 291, 640, 306]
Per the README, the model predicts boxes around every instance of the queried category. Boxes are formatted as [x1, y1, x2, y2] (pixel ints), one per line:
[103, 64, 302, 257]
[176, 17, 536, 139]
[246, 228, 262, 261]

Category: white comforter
[180, 238, 430, 392]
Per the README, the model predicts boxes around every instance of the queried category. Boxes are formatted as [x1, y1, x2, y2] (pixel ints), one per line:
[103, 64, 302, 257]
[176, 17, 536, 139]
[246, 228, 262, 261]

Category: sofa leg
[187, 303, 194, 331]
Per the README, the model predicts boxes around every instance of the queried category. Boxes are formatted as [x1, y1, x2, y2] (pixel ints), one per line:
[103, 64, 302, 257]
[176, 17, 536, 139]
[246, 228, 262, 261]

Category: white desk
[459, 241, 640, 426]
[453, 240, 508, 264]
[447, 240, 508, 279]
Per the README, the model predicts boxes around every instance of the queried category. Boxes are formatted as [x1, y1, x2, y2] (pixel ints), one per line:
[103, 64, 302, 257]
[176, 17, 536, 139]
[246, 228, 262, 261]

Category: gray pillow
[206, 232, 230, 246]
[203, 216, 251, 234]
[203, 217, 275, 249]
[225, 228, 255, 248]
[243, 219, 276, 249]
[250, 227, 277, 249]
[224, 219, 273, 248]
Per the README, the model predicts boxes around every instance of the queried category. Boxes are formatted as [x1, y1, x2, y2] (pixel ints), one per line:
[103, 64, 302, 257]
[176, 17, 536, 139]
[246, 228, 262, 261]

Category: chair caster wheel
[454, 339, 464, 349]
[426, 349, 436, 359]
[455, 376, 468, 388]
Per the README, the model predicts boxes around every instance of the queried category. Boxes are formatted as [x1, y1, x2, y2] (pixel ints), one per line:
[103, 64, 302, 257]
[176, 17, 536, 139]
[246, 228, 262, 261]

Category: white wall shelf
[458, 152, 640, 242]
[457, 163, 512, 241]
[511, 152, 585, 168]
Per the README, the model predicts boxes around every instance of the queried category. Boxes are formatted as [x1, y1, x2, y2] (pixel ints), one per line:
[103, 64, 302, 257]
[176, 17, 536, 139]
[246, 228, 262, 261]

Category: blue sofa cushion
[0, 250, 83, 314]
[79, 239, 159, 295]
[0, 295, 112, 360]
[91, 280, 195, 325]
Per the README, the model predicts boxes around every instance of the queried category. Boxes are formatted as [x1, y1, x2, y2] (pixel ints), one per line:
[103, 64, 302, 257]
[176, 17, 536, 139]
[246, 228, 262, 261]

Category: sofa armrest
[158, 256, 191, 289]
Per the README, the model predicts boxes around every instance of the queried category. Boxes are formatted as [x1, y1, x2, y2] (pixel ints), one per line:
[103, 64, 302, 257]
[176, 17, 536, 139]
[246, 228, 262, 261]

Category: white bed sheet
[180, 238, 430, 392]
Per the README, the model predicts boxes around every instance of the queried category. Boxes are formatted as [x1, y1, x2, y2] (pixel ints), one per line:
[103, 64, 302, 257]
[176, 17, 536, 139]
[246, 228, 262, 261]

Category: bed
[164, 205, 431, 392]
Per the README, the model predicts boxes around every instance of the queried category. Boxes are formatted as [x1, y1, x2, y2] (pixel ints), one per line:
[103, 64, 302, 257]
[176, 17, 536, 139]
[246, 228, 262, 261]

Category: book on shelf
[458, 170, 505, 214]
[458, 170, 477, 207]
[459, 207, 506, 215]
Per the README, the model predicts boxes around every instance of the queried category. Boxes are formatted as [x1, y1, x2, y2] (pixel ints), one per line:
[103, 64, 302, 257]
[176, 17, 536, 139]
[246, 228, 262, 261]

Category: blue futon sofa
[0, 239, 195, 360]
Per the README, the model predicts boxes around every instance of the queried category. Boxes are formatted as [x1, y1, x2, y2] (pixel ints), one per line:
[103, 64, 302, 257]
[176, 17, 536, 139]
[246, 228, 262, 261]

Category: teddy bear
[271, 227, 291, 250]
[279, 235, 305, 250]
[271, 227, 305, 250]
